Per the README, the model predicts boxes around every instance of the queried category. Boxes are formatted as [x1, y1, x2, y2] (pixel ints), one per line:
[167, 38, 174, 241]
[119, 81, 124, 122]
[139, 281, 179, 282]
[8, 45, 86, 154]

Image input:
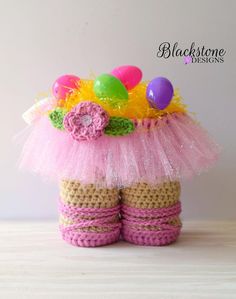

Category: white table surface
[0, 221, 235, 299]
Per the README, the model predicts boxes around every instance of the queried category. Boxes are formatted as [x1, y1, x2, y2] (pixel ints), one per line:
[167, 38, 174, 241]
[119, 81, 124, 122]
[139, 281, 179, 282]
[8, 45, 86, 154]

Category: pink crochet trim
[59, 201, 120, 219]
[59, 201, 121, 247]
[61, 230, 121, 247]
[121, 202, 182, 246]
[63, 101, 109, 141]
[122, 201, 181, 218]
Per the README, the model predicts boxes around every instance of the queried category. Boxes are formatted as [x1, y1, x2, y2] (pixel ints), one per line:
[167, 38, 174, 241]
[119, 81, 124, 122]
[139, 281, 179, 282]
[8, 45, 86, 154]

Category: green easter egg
[94, 74, 128, 101]
[104, 117, 135, 136]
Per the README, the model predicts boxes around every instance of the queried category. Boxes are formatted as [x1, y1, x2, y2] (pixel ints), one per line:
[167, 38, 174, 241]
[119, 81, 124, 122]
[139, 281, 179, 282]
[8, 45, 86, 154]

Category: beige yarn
[123, 215, 182, 232]
[120, 181, 181, 209]
[60, 180, 119, 208]
[120, 181, 181, 231]
[59, 180, 181, 233]
[59, 180, 120, 233]
[59, 215, 119, 233]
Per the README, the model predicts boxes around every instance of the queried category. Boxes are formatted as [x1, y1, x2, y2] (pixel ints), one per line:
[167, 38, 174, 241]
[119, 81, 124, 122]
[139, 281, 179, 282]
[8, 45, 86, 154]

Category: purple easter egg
[146, 77, 174, 110]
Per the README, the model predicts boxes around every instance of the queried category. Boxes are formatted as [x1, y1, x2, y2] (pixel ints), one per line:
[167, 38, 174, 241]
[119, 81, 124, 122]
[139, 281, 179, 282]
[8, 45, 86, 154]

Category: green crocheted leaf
[49, 108, 67, 130]
[104, 117, 135, 136]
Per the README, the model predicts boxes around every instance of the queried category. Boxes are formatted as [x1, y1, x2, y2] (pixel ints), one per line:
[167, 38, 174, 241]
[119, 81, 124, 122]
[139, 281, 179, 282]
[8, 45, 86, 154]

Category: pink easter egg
[111, 65, 142, 90]
[52, 74, 80, 100]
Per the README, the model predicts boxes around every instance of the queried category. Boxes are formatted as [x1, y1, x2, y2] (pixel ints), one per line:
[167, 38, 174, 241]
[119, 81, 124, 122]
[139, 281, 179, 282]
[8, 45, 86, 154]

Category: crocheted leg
[59, 180, 121, 247]
[120, 181, 182, 246]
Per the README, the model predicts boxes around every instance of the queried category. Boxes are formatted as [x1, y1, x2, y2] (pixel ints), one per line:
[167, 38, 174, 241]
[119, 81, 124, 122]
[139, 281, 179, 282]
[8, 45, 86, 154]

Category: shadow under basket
[58, 180, 182, 247]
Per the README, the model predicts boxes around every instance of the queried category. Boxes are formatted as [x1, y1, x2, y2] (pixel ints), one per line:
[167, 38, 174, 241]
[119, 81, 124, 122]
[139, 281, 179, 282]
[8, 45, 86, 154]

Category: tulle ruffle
[19, 112, 219, 188]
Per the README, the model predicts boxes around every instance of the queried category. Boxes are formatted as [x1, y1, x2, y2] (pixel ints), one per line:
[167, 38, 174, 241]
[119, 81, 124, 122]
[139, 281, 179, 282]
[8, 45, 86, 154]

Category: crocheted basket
[58, 180, 181, 247]
[19, 66, 219, 247]
[121, 181, 181, 246]
[59, 180, 121, 247]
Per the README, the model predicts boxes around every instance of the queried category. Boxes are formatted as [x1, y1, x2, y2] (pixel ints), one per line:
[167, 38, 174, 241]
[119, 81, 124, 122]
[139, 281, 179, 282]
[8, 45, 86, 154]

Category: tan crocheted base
[59, 215, 119, 233]
[120, 181, 182, 233]
[122, 215, 181, 232]
[60, 180, 119, 208]
[59, 180, 181, 236]
[59, 180, 120, 233]
[120, 181, 181, 209]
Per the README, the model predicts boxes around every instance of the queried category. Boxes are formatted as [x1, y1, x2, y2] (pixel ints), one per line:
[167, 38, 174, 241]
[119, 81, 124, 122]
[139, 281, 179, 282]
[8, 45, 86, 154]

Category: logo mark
[184, 55, 192, 65]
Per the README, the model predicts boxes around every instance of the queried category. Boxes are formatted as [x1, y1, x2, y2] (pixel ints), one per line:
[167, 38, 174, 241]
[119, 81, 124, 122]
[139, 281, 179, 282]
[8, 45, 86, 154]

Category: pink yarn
[121, 202, 182, 246]
[64, 101, 109, 141]
[122, 228, 180, 246]
[58, 200, 181, 246]
[59, 201, 121, 247]
[121, 201, 181, 218]
[59, 201, 121, 218]
[61, 230, 120, 247]
[19, 112, 219, 188]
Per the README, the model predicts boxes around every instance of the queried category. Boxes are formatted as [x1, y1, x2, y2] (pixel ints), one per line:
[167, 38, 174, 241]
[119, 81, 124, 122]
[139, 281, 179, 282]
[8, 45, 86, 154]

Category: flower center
[80, 114, 93, 127]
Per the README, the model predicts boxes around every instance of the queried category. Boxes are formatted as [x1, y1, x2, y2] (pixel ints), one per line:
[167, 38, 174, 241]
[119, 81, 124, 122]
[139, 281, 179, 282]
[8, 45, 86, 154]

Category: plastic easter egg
[52, 74, 80, 100]
[146, 77, 174, 110]
[111, 65, 142, 90]
[94, 74, 128, 100]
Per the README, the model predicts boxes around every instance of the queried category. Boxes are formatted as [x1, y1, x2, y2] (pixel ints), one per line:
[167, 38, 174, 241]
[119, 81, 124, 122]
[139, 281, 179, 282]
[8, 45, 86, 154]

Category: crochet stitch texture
[59, 180, 181, 247]
[104, 116, 135, 136]
[49, 108, 67, 130]
[19, 67, 219, 248]
[63, 101, 109, 141]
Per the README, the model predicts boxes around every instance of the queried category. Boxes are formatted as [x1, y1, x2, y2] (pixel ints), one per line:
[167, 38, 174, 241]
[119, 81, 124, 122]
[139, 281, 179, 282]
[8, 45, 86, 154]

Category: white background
[0, 0, 235, 220]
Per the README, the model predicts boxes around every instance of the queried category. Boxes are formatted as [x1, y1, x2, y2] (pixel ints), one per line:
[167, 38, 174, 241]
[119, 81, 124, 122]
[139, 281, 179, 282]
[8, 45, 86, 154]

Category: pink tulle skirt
[19, 112, 219, 188]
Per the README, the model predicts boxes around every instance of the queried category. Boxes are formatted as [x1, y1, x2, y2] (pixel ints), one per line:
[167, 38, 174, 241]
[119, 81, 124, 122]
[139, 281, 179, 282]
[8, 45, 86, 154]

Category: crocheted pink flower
[63, 101, 109, 141]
